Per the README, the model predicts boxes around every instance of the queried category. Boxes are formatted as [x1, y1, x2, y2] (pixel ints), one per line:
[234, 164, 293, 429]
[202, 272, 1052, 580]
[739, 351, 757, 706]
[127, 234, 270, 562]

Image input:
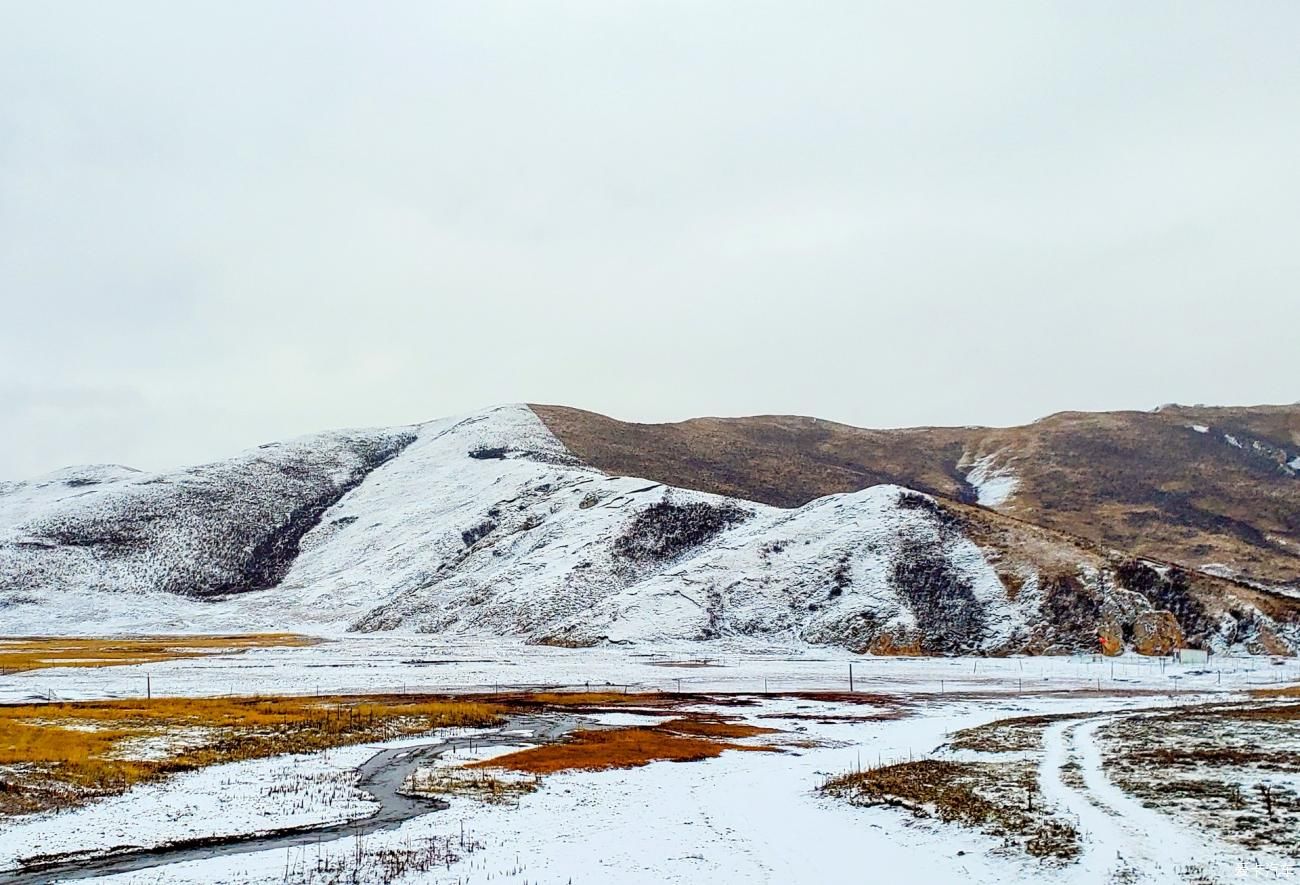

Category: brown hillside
[531, 404, 1300, 587]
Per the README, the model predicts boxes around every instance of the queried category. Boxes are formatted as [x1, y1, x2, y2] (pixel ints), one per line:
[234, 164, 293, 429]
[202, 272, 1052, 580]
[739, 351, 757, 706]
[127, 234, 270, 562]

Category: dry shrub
[1229, 702, 1300, 722]
[287, 832, 479, 884]
[822, 759, 1078, 859]
[1127, 746, 1299, 768]
[406, 766, 539, 805]
[824, 759, 996, 822]
[946, 712, 1076, 753]
[502, 691, 652, 707]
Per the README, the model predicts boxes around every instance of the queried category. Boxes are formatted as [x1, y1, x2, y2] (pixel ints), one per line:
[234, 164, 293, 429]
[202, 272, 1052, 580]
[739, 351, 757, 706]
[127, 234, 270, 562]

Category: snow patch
[0, 744, 380, 871]
[964, 454, 1018, 507]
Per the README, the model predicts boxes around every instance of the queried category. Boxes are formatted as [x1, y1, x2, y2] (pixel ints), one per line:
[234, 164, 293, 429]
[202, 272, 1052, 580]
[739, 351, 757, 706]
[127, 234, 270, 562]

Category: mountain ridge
[532, 402, 1300, 588]
[2, 403, 1297, 656]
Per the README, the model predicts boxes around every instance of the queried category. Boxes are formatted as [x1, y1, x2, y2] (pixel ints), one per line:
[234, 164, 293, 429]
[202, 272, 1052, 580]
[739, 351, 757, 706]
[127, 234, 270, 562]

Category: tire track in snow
[1040, 719, 1133, 882]
[1041, 717, 1231, 884]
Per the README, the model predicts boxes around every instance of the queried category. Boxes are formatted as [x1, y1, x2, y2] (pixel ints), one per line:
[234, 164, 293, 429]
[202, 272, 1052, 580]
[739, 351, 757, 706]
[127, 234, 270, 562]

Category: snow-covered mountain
[2, 405, 1296, 655]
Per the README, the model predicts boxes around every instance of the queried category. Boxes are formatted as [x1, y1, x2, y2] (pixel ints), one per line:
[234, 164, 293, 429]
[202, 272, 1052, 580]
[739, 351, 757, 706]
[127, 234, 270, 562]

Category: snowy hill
[1, 405, 1296, 655]
[534, 403, 1300, 589]
[0, 428, 415, 599]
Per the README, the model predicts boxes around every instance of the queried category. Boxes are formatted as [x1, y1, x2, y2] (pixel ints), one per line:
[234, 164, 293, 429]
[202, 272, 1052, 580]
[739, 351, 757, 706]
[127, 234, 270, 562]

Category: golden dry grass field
[0, 693, 502, 816]
[0, 634, 317, 674]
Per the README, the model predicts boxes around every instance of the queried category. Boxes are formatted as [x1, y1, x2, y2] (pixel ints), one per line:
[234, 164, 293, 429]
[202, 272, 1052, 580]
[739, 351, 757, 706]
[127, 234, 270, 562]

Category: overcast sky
[2, 2, 1298, 479]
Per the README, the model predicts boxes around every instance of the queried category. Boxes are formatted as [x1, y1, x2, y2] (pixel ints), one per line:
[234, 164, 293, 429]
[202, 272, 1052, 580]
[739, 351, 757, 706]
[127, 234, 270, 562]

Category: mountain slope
[0, 428, 416, 601]
[2, 405, 1296, 656]
[532, 404, 1300, 588]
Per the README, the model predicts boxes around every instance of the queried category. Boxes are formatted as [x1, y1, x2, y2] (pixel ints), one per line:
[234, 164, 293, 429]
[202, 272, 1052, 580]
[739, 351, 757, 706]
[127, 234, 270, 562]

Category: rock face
[1, 404, 1297, 655]
[1131, 612, 1185, 656]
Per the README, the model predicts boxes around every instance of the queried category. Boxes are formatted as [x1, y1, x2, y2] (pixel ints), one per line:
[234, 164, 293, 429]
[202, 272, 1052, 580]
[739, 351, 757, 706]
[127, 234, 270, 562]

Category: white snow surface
[0, 742, 380, 869]
[10, 635, 1295, 707]
[8, 642, 1299, 881]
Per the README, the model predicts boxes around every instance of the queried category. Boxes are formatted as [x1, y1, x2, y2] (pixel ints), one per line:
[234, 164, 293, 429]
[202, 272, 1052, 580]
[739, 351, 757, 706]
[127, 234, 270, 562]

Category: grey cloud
[2, 1, 1298, 478]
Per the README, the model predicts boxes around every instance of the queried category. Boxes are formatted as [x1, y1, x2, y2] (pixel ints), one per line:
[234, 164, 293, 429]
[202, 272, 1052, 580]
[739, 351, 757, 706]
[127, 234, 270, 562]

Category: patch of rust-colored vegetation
[821, 759, 1079, 860]
[0, 634, 317, 674]
[1250, 685, 1300, 699]
[0, 694, 501, 817]
[471, 717, 777, 775]
[497, 691, 760, 712]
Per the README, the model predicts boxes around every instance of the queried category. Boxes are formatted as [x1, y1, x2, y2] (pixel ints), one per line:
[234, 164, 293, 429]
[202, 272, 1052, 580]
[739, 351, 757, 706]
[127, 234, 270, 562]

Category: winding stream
[1, 713, 580, 884]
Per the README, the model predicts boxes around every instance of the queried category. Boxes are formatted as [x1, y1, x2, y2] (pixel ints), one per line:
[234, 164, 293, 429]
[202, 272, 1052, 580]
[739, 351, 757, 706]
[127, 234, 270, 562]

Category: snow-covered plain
[6, 635, 1299, 706]
[100, 699, 1049, 885]
[0, 743, 379, 870]
[18, 684, 1297, 885]
[4, 642, 1300, 883]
